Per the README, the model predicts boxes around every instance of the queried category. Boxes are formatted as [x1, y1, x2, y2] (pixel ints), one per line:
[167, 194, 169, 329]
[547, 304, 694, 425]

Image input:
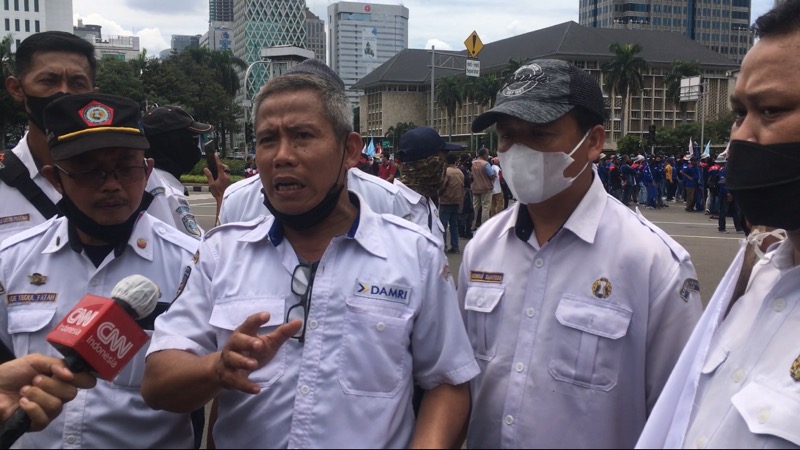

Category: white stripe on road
[670, 234, 743, 241]
[649, 221, 717, 227]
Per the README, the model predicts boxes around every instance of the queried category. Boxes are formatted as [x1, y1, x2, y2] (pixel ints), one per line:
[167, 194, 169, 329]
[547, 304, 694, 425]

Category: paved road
[186, 193, 742, 306]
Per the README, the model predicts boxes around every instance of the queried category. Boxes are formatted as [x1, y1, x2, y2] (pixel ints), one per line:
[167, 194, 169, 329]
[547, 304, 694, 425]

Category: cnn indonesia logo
[63, 307, 134, 362]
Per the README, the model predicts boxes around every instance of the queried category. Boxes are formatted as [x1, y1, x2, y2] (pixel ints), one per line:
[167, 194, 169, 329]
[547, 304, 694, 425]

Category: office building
[579, 0, 752, 63]
[328, 1, 409, 105]
[210, 0, 234, 22]
[233, 0, 307, 101]
[353, 21, 738, 149]
[171, 34, 201, 54]
[305, 7, 326, 62]
[1, 0, 71, 51]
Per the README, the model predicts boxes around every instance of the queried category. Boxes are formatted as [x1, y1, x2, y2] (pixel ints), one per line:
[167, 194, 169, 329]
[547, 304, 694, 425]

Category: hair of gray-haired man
[251, 73, 354, 140]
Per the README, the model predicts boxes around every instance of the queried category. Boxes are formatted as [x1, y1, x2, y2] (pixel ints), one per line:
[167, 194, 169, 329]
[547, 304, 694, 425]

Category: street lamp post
[242, 59, 272, 156]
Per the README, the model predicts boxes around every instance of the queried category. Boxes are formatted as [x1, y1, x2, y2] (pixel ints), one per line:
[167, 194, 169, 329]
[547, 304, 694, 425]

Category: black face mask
[726, 140, 800, 231]
[147, 130, 201, 179]
[58, 191, 155, 245]
[25, 91, 70, 132]
[262, 141, 348, 231]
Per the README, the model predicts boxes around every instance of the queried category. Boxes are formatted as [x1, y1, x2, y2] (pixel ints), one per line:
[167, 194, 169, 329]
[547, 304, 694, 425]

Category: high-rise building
[233, 0, 307, 101]
[579, 0, 752, 63]
[305, 7, 326, 62]
[171, 34, 201, 54]
[1, 0, 72, 51]
[210, 0, 234, 22]
[328, 2, 409, 106]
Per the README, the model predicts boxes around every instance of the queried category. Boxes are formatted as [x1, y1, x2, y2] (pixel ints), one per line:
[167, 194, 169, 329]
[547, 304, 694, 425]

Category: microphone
[0, 275, 160, 449]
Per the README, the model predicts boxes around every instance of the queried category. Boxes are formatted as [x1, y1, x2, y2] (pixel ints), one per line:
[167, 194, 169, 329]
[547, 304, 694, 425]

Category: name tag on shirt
[470, 271, 504, 284]
[7, 293, 57, 304]
[0, 214, 30, 225]
[354, 281, 412, 305]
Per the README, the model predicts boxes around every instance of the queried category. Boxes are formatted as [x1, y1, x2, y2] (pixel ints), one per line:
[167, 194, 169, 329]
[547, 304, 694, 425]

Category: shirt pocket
[731, 378, 800, 446]
[337, 297, 412, 398]
[549, 295, 632, 391]
[208, 296, 287, 388]
[463, 285, 504, 361]
[7, 306, 57, 357]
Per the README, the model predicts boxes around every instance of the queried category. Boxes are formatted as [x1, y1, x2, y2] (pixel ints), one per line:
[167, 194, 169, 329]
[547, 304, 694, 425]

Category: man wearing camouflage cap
[459, 59, 703, 448]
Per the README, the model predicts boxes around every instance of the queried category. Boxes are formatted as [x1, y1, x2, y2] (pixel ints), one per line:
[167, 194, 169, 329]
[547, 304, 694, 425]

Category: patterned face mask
[400, 156, 446, 199]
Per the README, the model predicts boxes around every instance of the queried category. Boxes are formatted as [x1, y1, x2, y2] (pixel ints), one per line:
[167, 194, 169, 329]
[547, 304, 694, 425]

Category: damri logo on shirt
[354, 281, 412, 305]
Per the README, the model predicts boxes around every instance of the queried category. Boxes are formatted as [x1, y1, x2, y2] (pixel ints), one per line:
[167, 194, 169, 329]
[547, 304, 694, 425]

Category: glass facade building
[579, 0, 752, 63]
[328, 2, 409, 106]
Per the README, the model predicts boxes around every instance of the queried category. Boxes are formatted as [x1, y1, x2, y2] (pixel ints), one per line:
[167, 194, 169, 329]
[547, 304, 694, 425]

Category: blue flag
[365, 137, 376, 157]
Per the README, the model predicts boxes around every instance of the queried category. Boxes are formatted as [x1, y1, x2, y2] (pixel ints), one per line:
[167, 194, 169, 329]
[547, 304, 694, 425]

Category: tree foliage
[664, 60, 701, 120]
[385, 121, 416, 150]
[0, 34, 26, 148]
[435, 75, 463, 141]
[602, 43, 648, 136]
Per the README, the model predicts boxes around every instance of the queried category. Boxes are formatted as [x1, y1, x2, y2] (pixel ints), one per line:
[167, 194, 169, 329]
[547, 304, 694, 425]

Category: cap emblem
[502, 63, 548, 97]
[80, 101, 114, 127]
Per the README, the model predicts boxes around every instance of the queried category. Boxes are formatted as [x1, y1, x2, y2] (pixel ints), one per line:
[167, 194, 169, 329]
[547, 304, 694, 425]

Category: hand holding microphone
[0, 275, 160, 448]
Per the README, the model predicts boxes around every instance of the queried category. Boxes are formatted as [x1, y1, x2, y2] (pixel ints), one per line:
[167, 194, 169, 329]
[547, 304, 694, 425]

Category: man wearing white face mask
[460, 58, 703, 449]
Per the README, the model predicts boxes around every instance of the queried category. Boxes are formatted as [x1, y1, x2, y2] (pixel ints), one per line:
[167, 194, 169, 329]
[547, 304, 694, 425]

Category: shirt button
[515, 363, 525, 373]
[526, 308, 536, 318]
[300, 385, 310, 395]
[90, 279, 99, 286]
[477, 298, 485, 307]
[732, 369, 745, 383]
[376, 322, 386, 332]
[758, 408, 771, 424]
[773, 298, 787, 312]
[308, 319, 318, 330]
[66, 436, 76, 444]
[534, 259, 544, 268]
[504, 415, 514, 426]
[158, 227, 167, 234]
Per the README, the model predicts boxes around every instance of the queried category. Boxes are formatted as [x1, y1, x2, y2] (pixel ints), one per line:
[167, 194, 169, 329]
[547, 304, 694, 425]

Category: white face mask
[498, 131, 591, 204]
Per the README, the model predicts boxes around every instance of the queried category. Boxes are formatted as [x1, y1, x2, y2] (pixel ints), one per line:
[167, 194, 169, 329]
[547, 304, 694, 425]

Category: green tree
[616, 133, 645, 155]
[602, 43, 648, 137]
[664, 60, 701, 121]
[385, 121, 416, 150]
[473, 74, 503, 149]
[501, 57, 528, 79]
[0, 34, 25, 148]
[95, 57, 145, 103]
[435, 75, 463, 141]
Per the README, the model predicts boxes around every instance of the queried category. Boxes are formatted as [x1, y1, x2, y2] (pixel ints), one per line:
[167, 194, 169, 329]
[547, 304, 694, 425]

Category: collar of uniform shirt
[513, 169, 606, 245]
[241, 192, 387, 259]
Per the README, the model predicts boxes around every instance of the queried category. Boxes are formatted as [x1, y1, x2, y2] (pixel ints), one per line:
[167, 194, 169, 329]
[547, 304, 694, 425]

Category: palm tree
[0, 34, 16, 149]
[385, 121, 416, 151]
[435, 75, 463, 141]
[602, 43, 648, 138]
[472, 74, 503, 149]
[664, 59, 701, 121]
[501, 57, 528, 80]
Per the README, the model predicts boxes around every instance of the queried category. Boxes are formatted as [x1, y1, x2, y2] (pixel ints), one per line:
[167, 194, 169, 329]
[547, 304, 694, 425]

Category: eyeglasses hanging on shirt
[286, 261, 319, 343]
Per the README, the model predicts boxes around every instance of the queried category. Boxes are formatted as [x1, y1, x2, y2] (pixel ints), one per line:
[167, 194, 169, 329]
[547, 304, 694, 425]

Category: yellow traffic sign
[464, 31, 484, 58]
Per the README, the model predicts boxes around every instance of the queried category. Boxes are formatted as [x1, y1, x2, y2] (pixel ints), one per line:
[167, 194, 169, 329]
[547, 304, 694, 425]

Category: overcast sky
[72, 0, 776, 57]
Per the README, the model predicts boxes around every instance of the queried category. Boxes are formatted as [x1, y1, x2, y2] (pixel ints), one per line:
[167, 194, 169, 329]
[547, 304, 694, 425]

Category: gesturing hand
[214, 312, 302, 394]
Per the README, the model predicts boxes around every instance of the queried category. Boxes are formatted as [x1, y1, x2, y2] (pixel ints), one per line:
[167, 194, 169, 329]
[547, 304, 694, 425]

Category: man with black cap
[460, 59, 703, 448]
[143, 59, 478, 448]
[395, 126, 462, 247]
[0, 93, 197, 448]
[0, 32, 96, 246]
[142, 105, 231, 237]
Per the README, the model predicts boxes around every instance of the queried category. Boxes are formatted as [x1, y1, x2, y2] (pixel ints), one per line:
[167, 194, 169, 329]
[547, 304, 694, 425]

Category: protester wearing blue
[680, 156, 701, 212]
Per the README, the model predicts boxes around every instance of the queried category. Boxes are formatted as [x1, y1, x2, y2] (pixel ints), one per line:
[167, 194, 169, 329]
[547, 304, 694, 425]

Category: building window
[14, 19, 19, 31]
[23, 0, 27, 11]
[3, 0, 7, 11]
[34, 19, 38, 32]
[24, 19, 28, 32]
[33, 0, 37, 12]
[3, 18, 7, 31]
[13, 0, 17, 11]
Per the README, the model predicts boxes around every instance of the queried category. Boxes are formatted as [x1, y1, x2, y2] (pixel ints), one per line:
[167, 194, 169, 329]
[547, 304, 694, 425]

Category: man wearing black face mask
[0, 32, 96, 246]
[142, 106, 230, 238]
[142, 59, 478, 449]
[637, 2, 800, 448]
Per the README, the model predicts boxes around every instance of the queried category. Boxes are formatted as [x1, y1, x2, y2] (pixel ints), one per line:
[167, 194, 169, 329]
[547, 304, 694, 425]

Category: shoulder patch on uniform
[0, 280, 5, 295]
[181, 214, 202, 237]
[679, 278, 700, 302]
[791, 353, 800, 382]
[149, 187, 166, 197]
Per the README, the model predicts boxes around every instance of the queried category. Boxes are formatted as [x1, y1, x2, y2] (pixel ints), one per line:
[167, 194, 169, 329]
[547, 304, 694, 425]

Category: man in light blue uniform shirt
[143, 59, 478, 448]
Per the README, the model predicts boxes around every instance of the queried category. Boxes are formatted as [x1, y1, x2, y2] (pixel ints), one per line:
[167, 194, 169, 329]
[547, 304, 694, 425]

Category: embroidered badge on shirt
[791, 353, 800, 382]
[27, 273, 47, 286]
[592, 277, 612, 299]
[470, 271, 504, 284]
[149, 187, 166, 197]
[354, 281, 412, 305]
[182, 215, 201, 236]
[7, 293, 57, 304]
[0, 214, 30, 225]
[679, 278, 700, 302]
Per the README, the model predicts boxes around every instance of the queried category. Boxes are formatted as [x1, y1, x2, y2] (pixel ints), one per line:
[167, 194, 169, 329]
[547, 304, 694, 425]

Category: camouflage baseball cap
[472, 59, 605, 132]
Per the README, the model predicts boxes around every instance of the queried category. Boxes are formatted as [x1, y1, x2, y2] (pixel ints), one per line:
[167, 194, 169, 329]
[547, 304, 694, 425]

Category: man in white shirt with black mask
[461, 58, 703, 449]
